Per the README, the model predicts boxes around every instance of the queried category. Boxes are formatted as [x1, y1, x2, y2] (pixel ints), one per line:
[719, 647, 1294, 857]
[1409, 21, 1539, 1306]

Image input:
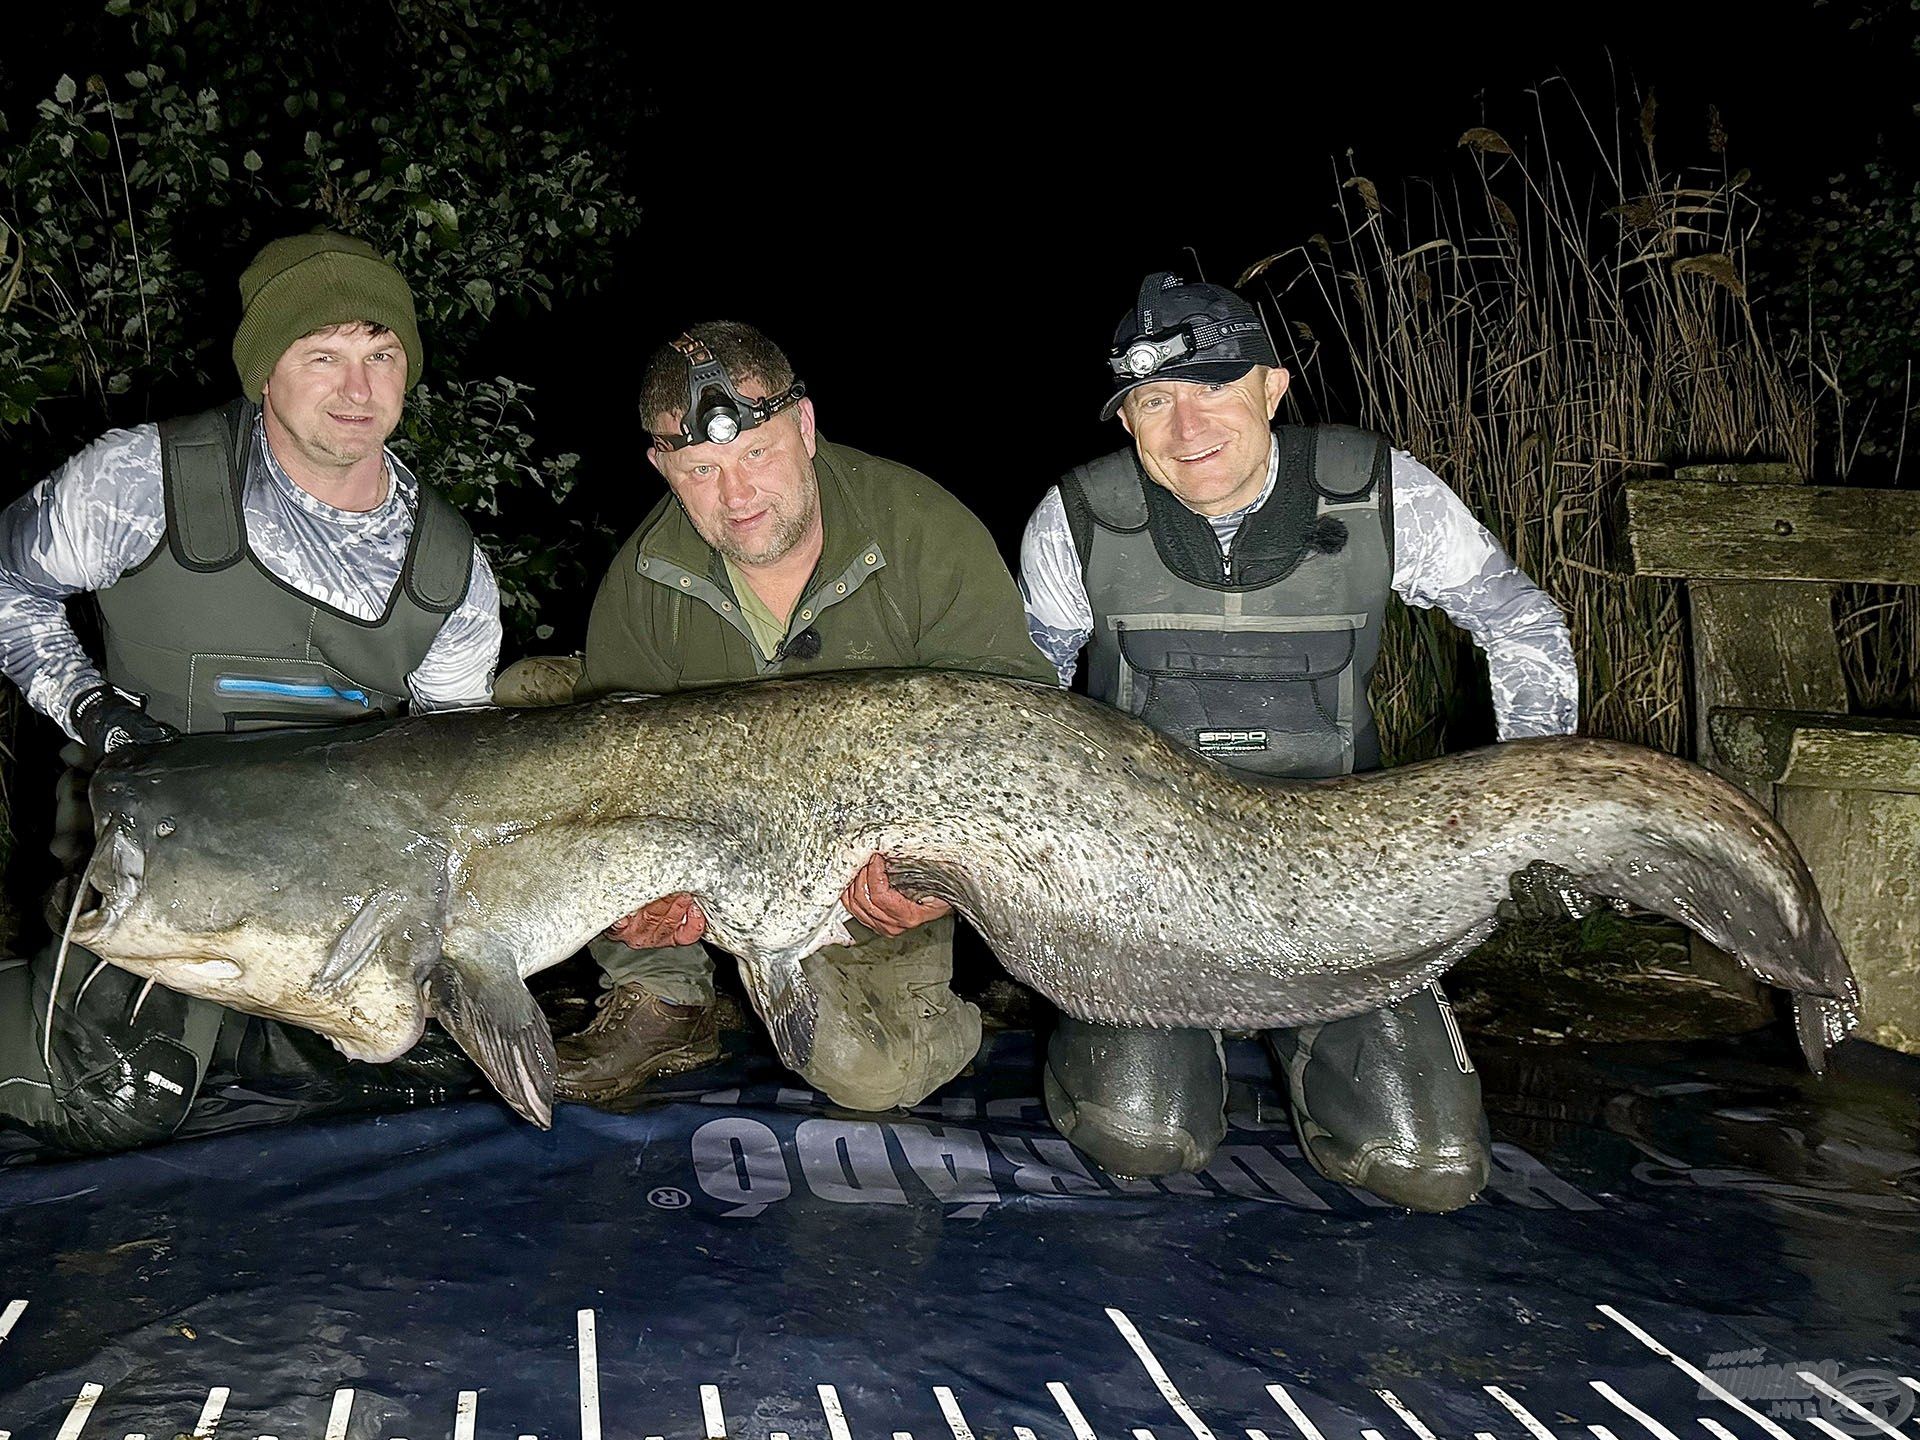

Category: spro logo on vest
[1198, 728, 1270, 755]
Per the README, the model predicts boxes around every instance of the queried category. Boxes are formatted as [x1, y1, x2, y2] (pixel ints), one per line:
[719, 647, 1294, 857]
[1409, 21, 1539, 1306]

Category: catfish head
[71, 735, 557, 1128]
[70, 738, 447, 1071]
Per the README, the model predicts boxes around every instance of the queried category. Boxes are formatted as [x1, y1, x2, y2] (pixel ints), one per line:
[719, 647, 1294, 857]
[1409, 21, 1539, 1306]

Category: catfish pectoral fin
[317, 887, 417, 994]
[423, 949, 555, 1128]
[738, 956, 820, 1071]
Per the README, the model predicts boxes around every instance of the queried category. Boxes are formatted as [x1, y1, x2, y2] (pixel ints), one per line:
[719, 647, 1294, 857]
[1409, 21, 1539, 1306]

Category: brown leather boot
[554, 982, 722, 1105]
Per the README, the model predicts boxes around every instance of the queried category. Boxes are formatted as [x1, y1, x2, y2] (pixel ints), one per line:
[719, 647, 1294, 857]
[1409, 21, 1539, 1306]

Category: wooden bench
[1625, 463, 1920, 1054]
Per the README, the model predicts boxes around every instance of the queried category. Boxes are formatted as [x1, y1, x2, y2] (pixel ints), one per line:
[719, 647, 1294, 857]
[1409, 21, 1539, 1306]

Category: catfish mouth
[71, 821, 144, 942]
[69, 871, 119, 944]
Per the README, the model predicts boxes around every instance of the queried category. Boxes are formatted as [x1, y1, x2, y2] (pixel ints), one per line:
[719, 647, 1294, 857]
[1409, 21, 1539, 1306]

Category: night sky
[518, 7, 1905, 556]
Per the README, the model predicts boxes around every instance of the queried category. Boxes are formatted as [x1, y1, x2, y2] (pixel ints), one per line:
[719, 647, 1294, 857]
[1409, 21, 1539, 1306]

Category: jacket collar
[634, 438, 884, 595]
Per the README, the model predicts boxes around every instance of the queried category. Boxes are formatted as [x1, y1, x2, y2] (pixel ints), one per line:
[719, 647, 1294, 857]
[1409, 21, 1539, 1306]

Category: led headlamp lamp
[651, 333, 806, 452]
[1108, 315, 1270, 380]
[1111, 328, 1197, 379]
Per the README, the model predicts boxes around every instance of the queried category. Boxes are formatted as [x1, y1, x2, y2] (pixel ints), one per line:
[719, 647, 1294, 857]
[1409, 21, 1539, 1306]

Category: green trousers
[600, 915, 981, 1112]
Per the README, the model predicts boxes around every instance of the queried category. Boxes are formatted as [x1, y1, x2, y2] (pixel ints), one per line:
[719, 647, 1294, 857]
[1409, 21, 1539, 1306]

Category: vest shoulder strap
[1306, 423, 1390, 502]
[1062, 427, 1388, 569]
[156, 400, 253, 572]
[402, 481, 478, 616]
[1057, 446, 1148, 573]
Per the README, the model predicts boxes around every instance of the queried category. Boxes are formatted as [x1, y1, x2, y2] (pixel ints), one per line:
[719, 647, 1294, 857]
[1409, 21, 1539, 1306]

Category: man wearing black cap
[0, 230, 502, 1153]
[1019, 272, 1578, 1211]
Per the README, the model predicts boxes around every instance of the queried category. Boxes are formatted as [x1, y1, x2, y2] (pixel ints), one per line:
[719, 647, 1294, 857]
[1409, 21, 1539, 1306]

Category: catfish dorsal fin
[423, 949, 555, 1128]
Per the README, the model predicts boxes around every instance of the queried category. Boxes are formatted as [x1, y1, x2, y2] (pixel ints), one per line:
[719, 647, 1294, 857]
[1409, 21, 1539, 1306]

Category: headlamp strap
[1188, 316, 1265, 350]
[1110, 316, 1269, 378]
[651, 333, 805, 451]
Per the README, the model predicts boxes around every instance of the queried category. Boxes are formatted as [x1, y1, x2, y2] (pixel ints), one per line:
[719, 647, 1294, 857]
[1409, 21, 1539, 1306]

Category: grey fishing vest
[1061, 424, 1393, 779]
[94, 401, 475, 734]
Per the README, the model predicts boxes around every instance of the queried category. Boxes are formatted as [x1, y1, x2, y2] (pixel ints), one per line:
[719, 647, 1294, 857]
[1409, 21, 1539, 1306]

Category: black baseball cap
[1101, 271, 1280, 420]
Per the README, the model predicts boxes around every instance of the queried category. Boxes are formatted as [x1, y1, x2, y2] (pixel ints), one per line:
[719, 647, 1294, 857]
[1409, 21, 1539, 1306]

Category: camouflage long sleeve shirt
[0, 417, 503, 740]
[1019, 441, 1579, 740]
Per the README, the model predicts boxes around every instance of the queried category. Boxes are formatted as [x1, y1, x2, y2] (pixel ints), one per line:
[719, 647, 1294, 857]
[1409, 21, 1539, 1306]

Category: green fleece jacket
[577, 437, 1055, 695]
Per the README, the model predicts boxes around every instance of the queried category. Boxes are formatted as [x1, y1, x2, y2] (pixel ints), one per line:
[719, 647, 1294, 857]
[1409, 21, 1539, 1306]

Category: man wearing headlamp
[1018, 272, 1579, 1211]
[558, 320, 1055, 1111]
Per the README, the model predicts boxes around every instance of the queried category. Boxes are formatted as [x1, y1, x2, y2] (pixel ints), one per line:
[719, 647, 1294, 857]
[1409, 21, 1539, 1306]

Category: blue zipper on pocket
[215, 677, 371, 707]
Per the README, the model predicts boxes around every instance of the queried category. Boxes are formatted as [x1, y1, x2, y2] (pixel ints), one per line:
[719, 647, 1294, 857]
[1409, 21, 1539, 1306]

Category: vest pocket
[1112, 617, 1360, 778]
[190, 655, 405, 732]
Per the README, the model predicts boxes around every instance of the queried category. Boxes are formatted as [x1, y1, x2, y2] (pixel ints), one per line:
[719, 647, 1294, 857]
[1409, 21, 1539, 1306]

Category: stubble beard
[306, 429, 382, 468]
[274, 399, 394, 473]
[704, 468, 821, 569]
[1150, 445, 1265, 517]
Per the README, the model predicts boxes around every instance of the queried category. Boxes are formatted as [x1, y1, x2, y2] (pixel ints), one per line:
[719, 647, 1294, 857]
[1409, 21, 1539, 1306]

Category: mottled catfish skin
[73, 670, 1860, 1128]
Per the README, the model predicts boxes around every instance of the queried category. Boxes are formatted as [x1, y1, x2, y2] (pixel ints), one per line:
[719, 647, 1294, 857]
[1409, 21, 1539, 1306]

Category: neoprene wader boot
[0, 948, 222, 1154]
[1044, 1019, 1228, 1178]
[1266, 982, 1490, 1212]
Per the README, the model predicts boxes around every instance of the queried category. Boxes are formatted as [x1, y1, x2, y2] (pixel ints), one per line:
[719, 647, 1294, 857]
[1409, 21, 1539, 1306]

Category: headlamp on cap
[1108, 314, 1268, 382]
[1100, 272, 1283, 422]
[651, 334, 806, 452]
[1111, 327, 1198, 380]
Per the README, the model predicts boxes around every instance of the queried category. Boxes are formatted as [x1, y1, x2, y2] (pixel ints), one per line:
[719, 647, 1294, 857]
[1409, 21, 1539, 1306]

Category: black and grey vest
[94, 401, 475, 735]
[1061, 424, 1393, 779]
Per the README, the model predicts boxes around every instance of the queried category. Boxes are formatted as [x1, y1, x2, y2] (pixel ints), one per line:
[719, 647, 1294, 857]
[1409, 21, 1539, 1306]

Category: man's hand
[69, 684, 179, 764]
[606, 892, 707, 948]
[842, 852, 951, 937]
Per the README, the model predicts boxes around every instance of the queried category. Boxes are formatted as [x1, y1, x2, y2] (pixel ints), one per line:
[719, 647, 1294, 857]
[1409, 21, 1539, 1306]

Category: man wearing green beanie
[232, 230, 428, 402]
[0, 229, 504, 1155]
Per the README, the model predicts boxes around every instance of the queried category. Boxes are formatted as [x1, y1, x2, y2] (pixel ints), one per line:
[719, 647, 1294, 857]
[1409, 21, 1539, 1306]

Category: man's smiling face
[261, 322, 409, 473]
[1120, 365, 1290, 517]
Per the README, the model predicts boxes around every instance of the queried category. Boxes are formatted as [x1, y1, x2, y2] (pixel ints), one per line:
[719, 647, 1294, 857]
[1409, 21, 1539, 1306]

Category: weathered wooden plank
[1777, 785, 1920, 1055]
[1710, 709, 1920, 792]
[1790, 728, 1920, 792]
[1688, 583, 1848, 778]
[1671, 461, 1805, 485]
[1625, 482, 1920, 584]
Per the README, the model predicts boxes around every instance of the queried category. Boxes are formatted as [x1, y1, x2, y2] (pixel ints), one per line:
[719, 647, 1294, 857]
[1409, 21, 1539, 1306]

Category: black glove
[69, 684, 179, 763]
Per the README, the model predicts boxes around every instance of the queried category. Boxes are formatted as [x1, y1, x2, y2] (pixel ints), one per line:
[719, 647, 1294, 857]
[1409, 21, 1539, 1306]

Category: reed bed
[1245, 87, 1823, 762]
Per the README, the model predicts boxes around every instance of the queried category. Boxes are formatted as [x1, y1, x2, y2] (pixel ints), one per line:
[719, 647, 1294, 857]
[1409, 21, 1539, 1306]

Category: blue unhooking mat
[1, 1025, 1916, 1440]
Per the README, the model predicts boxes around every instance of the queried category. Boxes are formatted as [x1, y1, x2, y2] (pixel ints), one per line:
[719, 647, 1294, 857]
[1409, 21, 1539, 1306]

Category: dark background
[510, 7, 1910, 584]
[3, 4, 1914, 649]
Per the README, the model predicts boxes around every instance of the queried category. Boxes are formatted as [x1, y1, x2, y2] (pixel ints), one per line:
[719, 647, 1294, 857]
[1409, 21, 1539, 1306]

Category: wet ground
[1, 935, 1915, 1440]
[1447, 912, 1776, 1044]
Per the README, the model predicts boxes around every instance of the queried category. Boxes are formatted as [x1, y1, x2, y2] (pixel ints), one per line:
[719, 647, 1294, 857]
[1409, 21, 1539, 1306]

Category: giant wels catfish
[69, 669, 1860, 1127]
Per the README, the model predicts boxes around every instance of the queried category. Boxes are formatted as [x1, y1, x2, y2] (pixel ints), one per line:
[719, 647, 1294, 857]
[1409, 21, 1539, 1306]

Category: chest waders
[1063, 424, 1393, 781]
[95, 401, 474, 734]
[1043, 424, 1410, 1186]
[1048, 425, 1489, 1207]
[1, 401, 478, 1155]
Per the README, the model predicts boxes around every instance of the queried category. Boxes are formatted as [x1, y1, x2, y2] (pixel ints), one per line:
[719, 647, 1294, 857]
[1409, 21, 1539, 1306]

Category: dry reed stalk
[1247, 83, 1820, 761]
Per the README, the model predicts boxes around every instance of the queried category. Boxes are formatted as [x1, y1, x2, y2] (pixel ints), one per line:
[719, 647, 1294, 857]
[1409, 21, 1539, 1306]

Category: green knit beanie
[232, 230, 425, 402]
